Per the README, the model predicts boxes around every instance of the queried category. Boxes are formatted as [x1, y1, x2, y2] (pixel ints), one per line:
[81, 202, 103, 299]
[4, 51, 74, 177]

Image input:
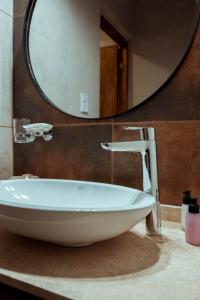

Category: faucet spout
[101, 141, 149, 153]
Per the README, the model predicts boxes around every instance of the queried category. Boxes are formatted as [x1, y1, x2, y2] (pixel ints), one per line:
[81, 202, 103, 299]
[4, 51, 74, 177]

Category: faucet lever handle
[124, 126, 156, 141]
[124, 126, 144, 140]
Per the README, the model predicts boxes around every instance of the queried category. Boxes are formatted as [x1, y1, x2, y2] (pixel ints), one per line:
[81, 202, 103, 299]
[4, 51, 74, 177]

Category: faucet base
[145, 204, 162, 236]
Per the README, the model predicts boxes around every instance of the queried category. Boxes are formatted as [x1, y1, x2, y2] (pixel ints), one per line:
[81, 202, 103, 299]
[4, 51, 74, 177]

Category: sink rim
[0, 179, 155, 213]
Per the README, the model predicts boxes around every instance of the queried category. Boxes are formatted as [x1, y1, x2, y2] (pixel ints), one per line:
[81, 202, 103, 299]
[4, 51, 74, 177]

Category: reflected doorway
[100, 16, 128, 117]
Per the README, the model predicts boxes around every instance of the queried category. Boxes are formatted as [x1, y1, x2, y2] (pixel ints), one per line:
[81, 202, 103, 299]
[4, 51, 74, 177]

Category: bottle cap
[189, 203, 199, 214]
[183, 190, 192, 204]
[184, 190, 191, 196]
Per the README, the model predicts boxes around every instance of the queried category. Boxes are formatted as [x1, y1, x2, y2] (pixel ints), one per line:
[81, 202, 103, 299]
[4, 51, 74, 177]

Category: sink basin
[0, 179, 155, 246]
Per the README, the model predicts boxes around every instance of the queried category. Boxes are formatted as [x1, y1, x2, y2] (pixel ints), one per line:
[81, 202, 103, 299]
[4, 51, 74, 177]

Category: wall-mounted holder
[13, 119, 53, 143]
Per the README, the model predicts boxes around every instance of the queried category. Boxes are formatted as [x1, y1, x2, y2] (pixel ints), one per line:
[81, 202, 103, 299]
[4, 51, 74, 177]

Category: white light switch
[80, 93, 89, 114]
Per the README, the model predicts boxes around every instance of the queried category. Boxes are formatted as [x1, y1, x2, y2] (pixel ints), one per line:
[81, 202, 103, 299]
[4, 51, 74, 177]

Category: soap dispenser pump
[181, 190, 192, 231]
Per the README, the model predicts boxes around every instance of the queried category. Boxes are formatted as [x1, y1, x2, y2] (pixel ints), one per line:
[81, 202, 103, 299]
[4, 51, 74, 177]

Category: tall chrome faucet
[101, 127, 161, 235]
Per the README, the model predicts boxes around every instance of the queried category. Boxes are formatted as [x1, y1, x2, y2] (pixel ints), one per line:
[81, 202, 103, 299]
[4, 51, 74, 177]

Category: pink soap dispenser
[185, 198, 200, 246]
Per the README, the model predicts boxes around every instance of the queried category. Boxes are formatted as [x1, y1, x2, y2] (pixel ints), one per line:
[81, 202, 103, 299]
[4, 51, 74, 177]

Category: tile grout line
[53, 122, 112, 127]
[0, 9, 13, 18]
[0, 126, 13, 128]
[111, 123, 114, 184]
[13, 13, 26, 18]
[53, 119, 200, 127]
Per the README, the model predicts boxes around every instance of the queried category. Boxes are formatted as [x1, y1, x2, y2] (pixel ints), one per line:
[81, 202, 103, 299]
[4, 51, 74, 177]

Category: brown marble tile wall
[14, 125, 112, 183]
[13, 1, 200, 206]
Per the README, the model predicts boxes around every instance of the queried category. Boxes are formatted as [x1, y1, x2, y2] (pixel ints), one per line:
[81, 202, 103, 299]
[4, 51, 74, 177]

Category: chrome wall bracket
[13, 118, 53, 143]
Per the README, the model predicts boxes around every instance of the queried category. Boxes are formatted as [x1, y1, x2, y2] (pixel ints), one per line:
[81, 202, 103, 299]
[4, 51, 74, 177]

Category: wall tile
[0, 11, 13, 126]
[155, 121, 200, 205]
[0, 0, 13, 17]
[14, 125, 112, 183]
[112, 124, 143, 190]
[0, 127, 13, 179]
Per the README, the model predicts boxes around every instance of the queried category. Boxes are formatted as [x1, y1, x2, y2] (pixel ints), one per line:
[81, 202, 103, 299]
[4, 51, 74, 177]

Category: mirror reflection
[25, 0, 200, 118]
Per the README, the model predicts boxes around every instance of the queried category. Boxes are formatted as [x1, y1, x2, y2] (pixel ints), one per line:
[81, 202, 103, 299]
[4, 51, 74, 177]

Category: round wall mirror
[24, 0, 200, 119]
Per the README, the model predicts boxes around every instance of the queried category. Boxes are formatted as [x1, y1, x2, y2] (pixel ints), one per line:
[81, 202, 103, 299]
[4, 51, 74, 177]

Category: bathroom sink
[0, 179, 155, 246]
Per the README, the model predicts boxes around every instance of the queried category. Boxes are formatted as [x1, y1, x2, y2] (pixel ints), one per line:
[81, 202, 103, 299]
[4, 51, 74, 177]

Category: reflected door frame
[100, 16, 129, 117]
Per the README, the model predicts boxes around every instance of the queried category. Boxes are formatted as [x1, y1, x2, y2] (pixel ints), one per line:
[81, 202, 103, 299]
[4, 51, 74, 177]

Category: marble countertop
[0, 221, 199, 300]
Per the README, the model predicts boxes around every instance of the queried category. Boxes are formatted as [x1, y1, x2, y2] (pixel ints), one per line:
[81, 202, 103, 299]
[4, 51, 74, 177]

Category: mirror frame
[23, 0, 200, 119]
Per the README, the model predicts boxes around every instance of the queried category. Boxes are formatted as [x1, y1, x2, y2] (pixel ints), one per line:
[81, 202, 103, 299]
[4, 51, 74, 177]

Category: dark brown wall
[13, 1, 200, 206]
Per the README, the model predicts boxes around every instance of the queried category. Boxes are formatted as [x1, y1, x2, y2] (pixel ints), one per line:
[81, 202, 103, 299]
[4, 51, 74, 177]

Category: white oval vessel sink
[0, 179, 155, 246]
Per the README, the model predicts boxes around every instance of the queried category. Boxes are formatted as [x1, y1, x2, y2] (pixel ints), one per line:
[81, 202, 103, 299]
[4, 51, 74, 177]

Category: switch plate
[80, 93, 89, 114]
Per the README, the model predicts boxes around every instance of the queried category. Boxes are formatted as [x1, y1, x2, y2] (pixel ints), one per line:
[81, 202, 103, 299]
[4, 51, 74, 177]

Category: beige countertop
[0, 220, 199, 300]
